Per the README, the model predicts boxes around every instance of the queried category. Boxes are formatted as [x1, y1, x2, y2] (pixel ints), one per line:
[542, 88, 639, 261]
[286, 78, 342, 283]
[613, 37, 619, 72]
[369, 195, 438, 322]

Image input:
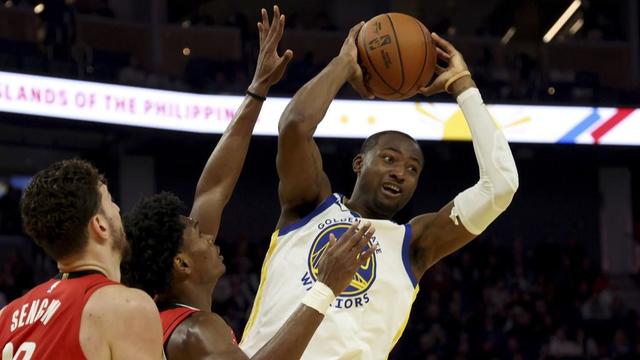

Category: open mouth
[382, 183, 402, 196]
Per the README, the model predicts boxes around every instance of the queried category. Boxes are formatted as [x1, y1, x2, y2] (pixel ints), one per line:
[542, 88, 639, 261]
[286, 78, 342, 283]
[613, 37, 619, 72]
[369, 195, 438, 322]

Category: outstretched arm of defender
[191, 6, 293, 235]
[276, 22, 372, 228]
[409, 33, 519, 279]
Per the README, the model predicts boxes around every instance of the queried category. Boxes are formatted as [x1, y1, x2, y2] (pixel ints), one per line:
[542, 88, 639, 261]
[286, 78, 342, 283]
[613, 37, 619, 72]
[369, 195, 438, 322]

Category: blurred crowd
[395, 238, 639, 359]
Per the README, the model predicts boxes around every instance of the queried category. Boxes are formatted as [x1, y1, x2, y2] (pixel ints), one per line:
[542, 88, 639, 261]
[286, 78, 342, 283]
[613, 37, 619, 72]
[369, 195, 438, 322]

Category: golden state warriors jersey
[240, 194, 419, 360]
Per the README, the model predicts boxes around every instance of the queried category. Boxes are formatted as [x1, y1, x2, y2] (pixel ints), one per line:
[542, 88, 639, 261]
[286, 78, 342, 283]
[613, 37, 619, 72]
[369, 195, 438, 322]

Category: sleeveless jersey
[159, 304, 237, 356]
[241, 194, 419, 360]
[0, 273, 117, 360]
[159, 305, 199, 345]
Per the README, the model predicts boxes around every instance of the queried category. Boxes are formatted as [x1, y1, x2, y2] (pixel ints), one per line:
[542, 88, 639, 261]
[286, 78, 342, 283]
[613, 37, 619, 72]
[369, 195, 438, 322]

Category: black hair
[21, 159, 105, 260]
[121, 192, 186, 297]
[359, 130, 420, 155]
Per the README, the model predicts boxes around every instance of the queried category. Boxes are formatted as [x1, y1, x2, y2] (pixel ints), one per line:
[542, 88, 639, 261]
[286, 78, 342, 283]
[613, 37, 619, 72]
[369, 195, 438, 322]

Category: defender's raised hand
[250, 5, 294, 95]
[316, 221, 377, 296]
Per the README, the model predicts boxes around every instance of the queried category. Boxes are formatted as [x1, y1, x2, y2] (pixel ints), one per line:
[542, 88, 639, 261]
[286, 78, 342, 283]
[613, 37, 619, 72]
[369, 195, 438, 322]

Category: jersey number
[2, 342, 36, 360]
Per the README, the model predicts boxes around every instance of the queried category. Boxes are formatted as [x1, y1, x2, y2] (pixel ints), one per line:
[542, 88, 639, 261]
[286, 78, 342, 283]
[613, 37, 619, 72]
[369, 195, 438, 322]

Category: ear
[173, 253, 191, 277]
[88, 213, 109, 244]
[353, 154, 364, 175]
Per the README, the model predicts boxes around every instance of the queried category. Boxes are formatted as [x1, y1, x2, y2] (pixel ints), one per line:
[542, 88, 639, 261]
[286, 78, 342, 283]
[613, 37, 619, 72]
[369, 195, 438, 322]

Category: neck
[345, 193, 392, 220]
[57, 237, 123, 282]
[160, 280, 217, 312]
[57, 257, 121, 282]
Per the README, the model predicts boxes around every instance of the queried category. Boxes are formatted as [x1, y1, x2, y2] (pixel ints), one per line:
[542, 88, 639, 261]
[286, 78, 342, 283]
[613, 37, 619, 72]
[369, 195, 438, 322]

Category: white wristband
[301, 281, 336, 315]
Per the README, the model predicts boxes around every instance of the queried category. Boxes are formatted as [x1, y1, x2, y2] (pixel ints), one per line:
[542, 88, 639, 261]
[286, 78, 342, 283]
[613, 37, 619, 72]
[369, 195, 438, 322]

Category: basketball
[356, 13, 437, 100]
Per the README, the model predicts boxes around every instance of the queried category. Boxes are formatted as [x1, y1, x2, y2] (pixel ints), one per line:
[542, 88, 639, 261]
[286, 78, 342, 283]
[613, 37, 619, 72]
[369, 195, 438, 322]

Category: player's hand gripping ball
[356, 13, 437, 100]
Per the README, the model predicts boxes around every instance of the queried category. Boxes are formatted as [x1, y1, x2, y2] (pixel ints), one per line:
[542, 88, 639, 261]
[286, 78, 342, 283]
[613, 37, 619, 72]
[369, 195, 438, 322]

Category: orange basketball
[356, 13, 437, 100]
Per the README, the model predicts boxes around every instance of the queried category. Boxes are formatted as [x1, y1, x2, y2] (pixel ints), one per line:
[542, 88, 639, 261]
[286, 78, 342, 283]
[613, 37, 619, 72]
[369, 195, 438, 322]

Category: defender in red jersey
[122, 6, 376, 360]
[0, 273, 116, 359]
[0, 160, 163, 360]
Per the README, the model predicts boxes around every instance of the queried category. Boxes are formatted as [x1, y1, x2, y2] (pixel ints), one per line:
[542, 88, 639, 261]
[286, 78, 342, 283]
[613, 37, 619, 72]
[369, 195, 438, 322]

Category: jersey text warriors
[241, 194, 419, 359]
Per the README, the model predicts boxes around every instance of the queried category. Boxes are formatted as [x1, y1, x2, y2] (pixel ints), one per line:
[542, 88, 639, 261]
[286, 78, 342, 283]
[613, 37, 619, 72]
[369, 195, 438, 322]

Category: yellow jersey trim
[240, 230, 280, 343]
[387, 285, 420, 357]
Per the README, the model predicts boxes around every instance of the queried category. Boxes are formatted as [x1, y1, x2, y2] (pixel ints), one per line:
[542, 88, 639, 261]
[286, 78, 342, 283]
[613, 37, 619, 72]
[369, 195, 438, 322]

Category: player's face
[181, 217, 225, 284]
[356, 134, 423, 217]
[98, 184, 129, 259]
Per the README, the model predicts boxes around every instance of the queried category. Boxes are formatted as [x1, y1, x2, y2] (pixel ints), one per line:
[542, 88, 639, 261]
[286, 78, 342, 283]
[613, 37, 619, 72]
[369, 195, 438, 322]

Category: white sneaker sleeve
[450, 88, 519, 235]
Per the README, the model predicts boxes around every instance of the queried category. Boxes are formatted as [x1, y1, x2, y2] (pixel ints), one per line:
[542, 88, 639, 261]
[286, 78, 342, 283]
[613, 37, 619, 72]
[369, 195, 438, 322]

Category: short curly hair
[21, 159, 106, 260]
[121, 192, 186, 297]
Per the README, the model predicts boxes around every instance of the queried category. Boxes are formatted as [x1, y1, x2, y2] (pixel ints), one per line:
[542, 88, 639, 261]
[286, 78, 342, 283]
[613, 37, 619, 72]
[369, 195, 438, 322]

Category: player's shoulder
[80, 285, 163, 359]
[84, 284, 158, 320]
[409, 212, 438, 231]
[409, 213, 438, 242]
[182, 311, 229, 339]
[167, 311, 240, 359]
[166, 311, 233, 358]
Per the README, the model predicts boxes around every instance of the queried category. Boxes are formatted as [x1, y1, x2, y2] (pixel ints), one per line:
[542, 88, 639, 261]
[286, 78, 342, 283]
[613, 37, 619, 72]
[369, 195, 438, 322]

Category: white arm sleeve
[450, 87, 519, 235]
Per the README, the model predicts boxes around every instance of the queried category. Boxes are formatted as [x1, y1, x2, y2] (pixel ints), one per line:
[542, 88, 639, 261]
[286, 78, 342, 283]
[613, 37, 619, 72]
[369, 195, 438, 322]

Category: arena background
[0, 0, 639, 358]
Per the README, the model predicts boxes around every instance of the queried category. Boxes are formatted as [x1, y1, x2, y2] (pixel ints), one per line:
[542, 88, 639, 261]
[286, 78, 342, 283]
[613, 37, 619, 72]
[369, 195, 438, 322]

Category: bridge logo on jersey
[307, 223, 377, 297]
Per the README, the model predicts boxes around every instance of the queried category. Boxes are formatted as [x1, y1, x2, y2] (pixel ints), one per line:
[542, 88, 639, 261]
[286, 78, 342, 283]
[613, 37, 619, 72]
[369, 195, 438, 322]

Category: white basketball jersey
[240, 194, 419, 360]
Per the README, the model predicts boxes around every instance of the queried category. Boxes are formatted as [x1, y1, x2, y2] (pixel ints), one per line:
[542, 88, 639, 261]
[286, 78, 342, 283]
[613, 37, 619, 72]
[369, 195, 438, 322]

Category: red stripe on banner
[591, 108, 635, 144]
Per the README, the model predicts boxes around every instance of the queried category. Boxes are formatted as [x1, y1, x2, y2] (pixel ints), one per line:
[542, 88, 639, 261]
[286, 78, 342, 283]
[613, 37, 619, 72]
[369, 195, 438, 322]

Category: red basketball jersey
[159, 305, 237, 351]
[0, 273, 117, 360]
[160, 306, 199, 345]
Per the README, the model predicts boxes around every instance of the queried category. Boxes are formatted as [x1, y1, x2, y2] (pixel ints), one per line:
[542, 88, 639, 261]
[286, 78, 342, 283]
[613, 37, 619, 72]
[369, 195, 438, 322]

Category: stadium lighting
[569, 17, 584, 35]
[33, 3, 44, 14]
[543, 0, 581, 43]
[501, 27, 516, 45]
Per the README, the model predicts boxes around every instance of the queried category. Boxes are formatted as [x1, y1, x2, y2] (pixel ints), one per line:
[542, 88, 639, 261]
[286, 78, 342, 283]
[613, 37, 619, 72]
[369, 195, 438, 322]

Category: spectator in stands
[37, 0, 77, 62]
[0, 182, 22, 234]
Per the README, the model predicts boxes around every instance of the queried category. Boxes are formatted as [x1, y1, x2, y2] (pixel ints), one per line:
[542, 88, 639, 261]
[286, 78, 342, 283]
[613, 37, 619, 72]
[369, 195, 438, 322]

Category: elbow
[278, 109, 314, 136]
[278, 110, 303, 133]
[493, 169, 518, 210]
[493, 188, 515, 211]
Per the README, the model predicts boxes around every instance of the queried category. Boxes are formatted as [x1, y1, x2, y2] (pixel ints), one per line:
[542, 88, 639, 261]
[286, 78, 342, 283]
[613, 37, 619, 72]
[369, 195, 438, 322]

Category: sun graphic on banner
[414, 102, 531, 140]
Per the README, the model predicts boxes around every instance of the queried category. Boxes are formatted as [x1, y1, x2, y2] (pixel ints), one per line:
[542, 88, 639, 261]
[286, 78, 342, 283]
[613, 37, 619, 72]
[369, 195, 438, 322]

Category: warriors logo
[307, 223, 377, 297]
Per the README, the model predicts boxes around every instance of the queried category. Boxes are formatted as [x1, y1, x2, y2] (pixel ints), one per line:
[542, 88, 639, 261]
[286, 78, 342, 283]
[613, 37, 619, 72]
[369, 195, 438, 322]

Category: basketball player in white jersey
[122, 6, 376, 360]
[240, 23, 519, 359]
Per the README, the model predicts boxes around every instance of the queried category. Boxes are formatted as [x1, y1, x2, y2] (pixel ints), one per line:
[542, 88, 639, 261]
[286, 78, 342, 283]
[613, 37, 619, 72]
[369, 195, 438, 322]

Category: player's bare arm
[190, 5, 293, 235]
[276, 23, 372, 229]
[167, 222, 377, 360]
[80, 285, 163, 360]
[409, 33, 519, 279]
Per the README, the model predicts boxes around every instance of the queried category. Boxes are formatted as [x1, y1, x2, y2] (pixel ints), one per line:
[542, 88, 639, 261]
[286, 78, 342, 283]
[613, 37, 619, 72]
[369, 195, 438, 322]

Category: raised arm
[409, 33, 519, 279]
[276, 23, 371, 228]
[167, 223, 377, 360]
[190, 6, 293, 235]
